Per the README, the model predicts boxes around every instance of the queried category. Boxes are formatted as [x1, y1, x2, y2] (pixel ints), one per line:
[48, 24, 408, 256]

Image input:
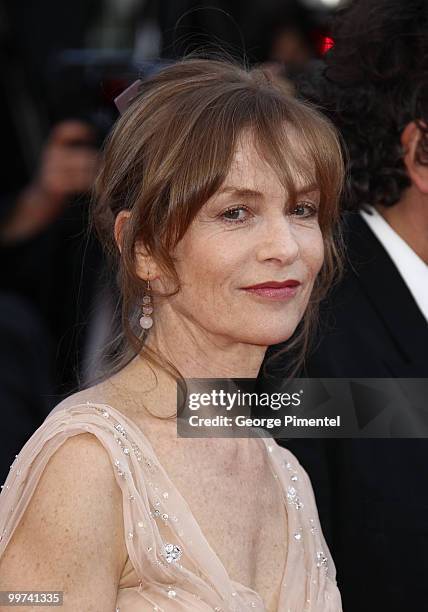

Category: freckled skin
[144, 427, 289, 611]
[151, 132, 324, 352]
[0, 433, 126, 611]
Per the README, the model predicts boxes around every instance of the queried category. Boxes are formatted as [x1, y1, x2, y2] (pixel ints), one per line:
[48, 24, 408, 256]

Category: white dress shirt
[359, 205, 428, 323]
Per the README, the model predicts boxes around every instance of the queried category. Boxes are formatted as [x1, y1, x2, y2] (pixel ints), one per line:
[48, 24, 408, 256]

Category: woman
[0, 59, 343, 611]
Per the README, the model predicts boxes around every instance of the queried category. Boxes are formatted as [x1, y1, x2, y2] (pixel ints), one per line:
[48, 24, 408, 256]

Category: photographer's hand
[1, 120, 99, 243]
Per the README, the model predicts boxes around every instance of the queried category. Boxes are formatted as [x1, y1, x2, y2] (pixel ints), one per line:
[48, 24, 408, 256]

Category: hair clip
[114, 79, 142, 115]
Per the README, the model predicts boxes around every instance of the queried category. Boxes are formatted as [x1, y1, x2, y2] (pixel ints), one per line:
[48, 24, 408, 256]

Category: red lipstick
[242, 279, 301, 300]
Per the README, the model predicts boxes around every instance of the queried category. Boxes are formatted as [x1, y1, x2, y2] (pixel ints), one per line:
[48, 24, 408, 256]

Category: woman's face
[158, 133, 324, 347]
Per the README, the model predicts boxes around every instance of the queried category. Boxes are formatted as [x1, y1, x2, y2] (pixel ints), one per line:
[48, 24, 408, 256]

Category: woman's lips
[241, 280, 301, 300]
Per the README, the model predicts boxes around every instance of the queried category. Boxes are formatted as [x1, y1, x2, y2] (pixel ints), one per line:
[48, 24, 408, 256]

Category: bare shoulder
[54, 380, 132, 418]
[0, 432, 128, 611]
[52, 382, 109, 412]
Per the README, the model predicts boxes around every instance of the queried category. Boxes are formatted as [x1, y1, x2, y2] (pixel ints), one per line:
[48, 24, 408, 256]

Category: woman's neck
[145, 311, 266, 379]
[105, 318, 267, 421]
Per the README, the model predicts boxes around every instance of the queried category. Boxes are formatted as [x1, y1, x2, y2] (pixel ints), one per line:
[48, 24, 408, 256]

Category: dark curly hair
[291, 0, 428, 211]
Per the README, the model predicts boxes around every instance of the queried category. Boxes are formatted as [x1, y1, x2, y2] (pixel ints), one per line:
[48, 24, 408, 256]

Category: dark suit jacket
[280, 212, 428, 612]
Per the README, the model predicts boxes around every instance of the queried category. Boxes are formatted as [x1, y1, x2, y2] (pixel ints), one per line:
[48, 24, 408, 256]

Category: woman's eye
[291, 202, 318, 218]
[221, 206, 250, 223]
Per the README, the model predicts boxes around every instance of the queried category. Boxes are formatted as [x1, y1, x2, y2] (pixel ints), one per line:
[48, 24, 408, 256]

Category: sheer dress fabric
[0, 402, 342, 611]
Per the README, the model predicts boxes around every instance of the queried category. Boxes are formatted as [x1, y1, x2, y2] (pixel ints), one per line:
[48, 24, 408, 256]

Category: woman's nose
[255, 215, 300, 265]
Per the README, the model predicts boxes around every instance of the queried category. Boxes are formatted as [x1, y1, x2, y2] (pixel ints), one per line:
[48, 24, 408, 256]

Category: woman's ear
[114, 210, 131, 254]
[134, 243, 161, 282]
[401, 121, 428, 194]
[113, 209, 161, 281]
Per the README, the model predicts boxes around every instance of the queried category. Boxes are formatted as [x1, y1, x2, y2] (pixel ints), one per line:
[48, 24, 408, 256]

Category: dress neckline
[68, 401, 289, 610]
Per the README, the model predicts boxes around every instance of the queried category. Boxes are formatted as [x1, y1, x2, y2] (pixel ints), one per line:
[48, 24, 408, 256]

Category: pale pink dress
[0, 401, 342, 611]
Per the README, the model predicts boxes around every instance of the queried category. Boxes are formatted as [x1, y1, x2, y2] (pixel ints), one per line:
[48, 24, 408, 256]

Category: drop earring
[139, 279, 153, 330]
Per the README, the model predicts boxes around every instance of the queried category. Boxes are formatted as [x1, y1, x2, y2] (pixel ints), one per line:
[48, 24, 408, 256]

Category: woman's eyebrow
[215, 183, 320, 199]
[216, 186, 263, 198]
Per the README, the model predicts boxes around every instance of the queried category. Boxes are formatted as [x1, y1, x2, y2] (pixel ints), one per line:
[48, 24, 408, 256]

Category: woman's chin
[237, 327, 297, 349]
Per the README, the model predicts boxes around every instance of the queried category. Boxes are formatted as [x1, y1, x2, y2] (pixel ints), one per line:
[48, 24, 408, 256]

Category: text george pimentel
[187, 415, 341, 428]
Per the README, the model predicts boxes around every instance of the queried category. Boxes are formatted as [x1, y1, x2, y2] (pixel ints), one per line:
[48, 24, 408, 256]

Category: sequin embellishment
[164, 543, 183, 563]
[316, 551, 328, 571]
[114, 459, 126, 479]
[286, 485, 303, 509]
[93, 405, 152, 470]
